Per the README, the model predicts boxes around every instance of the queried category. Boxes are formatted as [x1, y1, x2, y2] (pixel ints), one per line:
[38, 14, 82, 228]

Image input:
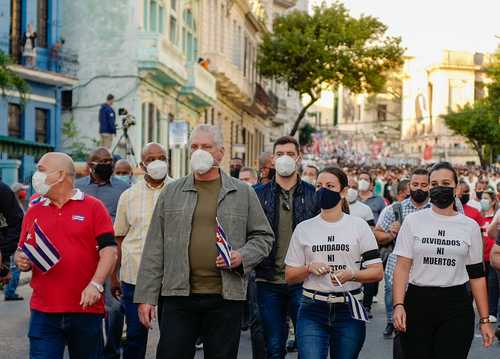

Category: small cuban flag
[215, 217, 232, 267]
[332, 273, 369, 322]
[20, 220, 61, 273]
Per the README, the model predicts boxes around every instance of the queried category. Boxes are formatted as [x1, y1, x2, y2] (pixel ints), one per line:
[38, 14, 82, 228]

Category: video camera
[118, 108, 136, 129]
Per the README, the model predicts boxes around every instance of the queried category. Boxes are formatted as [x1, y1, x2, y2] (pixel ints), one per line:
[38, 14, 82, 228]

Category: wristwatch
[90, 281, 104, 293]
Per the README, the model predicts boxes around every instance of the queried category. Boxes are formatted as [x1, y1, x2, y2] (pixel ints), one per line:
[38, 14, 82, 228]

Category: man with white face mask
[15, 152, 117, 358]
[254, 136, 320, 358]
[347, 177, 375, 227]
[111, 142, 172, 359]
[134, 125, 274, 358]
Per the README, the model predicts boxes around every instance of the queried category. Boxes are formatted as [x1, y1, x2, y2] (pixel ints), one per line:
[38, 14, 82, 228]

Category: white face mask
[301, 175, 316, 185]
[358, 179, 370, 192]
[32, 171, 54, 196]
[191, 149, 214, 175]
[275, 155, 297, 177]
[146, 160, 168, 180]
[347, 188, 358, 204]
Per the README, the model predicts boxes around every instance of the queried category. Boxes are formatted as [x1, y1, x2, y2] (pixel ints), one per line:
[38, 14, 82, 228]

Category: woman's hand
[393, 305, 407, 332]
[307, 262, 330, 276]
[479, 323, 494, 348]
[331, 269, 355, 286]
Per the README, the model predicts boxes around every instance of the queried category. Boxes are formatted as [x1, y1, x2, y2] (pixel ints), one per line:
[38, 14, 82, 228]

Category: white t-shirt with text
[393, 208, 483, 287]
[285, 214, 381, 293]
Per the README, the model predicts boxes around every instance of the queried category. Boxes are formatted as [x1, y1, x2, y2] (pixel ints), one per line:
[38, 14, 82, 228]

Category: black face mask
[430, 186, 455, 209]
[459, 194, 470, 205]
[410, 189, 429, 204]
[93, 163, 114, 181]
[476, 191, 484, 201]
[230, 168, 241, 178]
[316, 188, 342, 210]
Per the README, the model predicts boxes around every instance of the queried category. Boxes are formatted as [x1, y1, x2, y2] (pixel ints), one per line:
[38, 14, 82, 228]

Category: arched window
[182, 9, 197, 62]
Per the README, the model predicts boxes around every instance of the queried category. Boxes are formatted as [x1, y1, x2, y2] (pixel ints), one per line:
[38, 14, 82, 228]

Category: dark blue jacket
[254, 179, 320, 281]
[99, 104, 116, 134]
[0, 181, 23, 264]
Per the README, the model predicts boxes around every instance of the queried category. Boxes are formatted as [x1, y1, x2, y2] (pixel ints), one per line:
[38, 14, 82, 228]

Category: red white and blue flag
[20, 220, 61, 273]
[215, 217, 232, 267]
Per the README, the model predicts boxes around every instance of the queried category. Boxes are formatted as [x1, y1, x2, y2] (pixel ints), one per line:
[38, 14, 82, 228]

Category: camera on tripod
[118, 108, 136, 129]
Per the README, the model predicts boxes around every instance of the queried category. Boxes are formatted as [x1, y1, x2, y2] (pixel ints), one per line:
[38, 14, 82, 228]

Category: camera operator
[99, 94, 117, 149]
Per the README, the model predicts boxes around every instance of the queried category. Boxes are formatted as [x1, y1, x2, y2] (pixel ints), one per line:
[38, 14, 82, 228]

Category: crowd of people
[0, 124, 499, 359]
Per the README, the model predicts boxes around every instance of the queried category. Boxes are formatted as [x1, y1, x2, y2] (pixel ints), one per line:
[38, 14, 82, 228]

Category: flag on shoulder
[215, 217, 232, 267]
[20, 220, 61, 273]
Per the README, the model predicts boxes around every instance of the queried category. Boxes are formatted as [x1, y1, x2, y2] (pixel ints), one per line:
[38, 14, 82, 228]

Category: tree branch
[289, 96, 320, 137]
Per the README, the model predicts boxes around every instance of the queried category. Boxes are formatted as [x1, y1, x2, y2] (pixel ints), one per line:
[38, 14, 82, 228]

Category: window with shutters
[35, 108, 50, 143]
[8, 103, 22, 138]
[37, 0, 49, 48]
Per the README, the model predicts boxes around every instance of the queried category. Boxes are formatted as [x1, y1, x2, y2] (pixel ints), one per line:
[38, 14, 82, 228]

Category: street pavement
[1, 280, 499, 358]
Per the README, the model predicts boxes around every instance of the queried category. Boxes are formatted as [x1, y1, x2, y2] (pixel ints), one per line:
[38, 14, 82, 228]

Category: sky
[312, 0, 500, 66]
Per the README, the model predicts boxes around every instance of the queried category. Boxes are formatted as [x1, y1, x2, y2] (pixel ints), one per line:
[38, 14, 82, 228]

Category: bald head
[38, 152, 75, 177]
[141, 142, 167, 163]
[114, 159, 133, 176]
[88, 147, 112, 163]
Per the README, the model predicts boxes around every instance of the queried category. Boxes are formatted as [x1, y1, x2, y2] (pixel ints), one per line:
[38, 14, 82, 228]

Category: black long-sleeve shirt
[0, 181, 23, 265]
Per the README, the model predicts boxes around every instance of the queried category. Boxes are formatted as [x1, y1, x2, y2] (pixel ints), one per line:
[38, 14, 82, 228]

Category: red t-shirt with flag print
[18, 189, 114, 314]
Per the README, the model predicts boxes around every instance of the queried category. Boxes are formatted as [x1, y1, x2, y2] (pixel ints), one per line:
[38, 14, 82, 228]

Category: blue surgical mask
[115, 175, 131, 184]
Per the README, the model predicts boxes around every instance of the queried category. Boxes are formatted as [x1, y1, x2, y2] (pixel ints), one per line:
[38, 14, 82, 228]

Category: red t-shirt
[19, 189, 114, 314]
[463, 204, 484, 227]
[482, 215, 495, 262]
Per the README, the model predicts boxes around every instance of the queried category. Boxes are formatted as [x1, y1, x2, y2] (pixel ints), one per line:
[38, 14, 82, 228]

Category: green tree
[443, 52, 500, 168]
[443, 102, 500, 168]
[257, 2, 404, 136]
[299, 122, 317, 147]
[0, 51, 29, 101]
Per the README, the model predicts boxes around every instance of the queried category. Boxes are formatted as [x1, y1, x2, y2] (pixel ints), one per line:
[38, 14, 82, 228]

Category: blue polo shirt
[75, 176, 129, 221]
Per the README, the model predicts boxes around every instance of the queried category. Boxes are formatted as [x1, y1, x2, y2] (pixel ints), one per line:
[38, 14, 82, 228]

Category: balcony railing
[181, 63, 217, 107]
[0, 135, 54, 159]
[138, 32, 188, 86]
[204, 52, 254, 106]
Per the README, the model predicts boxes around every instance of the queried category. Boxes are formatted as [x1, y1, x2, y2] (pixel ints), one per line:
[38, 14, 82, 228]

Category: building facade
[61, 0, 298, 176]
[401, 50, 492, 165]
[0, 0, 76, 185]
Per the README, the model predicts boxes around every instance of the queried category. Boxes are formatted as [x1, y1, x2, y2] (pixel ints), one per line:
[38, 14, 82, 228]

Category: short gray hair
[190, 124, 224, 148]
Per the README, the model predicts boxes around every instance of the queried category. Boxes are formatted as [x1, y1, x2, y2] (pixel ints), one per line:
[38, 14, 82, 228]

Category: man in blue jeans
[76, 147, 129, 359]
[255, 136, 319, 358]
[112, 143, 173, 359]
[15, 152, 117, 359]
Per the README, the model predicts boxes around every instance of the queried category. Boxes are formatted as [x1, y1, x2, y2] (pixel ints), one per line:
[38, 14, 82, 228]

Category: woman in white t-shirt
[392, 162, 495, 359]
[285, 167, 383, 359]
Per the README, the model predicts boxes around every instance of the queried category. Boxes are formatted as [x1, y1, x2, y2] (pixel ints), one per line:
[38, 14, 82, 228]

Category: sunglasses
[282, 191, 291, 211]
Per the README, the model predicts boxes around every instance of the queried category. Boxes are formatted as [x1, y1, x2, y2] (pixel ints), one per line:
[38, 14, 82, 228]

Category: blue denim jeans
[384, 268, 393, 323]
[121, 282, 149, 359]
[103, 277, 124, 359]
[28, 309, 104, 359]
[4, 255, 20, 298]
[297, 296, 366, 359]
[256, 282, 302, 359]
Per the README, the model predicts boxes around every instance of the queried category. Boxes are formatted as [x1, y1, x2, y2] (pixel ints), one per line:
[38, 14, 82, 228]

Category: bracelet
[350, 269, 357, 282]
[479, 317, 490, 324]
[393, 303, 405, 310]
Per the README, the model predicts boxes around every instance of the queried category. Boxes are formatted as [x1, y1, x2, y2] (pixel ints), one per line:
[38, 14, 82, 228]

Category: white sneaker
[488, 315, 497, 323]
